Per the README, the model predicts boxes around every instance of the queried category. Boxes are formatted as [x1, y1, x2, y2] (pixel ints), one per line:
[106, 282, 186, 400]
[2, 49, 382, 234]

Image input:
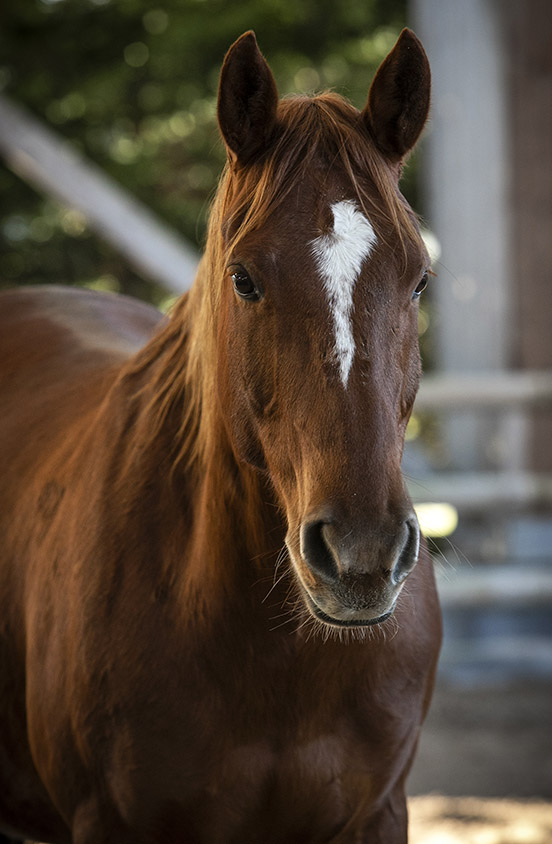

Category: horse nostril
[300, 520, 339, 582]
[392, 516, 420, 584]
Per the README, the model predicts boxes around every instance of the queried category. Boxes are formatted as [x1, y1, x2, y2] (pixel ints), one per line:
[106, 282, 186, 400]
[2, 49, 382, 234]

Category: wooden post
[411, 0, 512, 471]
[502, 0, 552, 472]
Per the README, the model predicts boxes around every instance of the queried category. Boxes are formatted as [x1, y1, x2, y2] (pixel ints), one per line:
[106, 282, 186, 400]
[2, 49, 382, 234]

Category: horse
[0, 29, 441, 844]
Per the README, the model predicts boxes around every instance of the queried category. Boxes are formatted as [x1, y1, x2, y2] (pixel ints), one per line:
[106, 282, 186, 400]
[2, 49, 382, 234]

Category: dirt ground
[409, 796, 552, 843]
[407, 679, 552, 842]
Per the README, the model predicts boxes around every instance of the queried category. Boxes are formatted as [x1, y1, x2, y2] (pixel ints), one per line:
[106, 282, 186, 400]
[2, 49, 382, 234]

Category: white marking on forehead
[311, 200, 377, 386]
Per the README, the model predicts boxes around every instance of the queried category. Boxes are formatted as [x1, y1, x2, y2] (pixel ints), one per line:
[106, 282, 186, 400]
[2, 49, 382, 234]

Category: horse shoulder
[0, 285, 160, 472]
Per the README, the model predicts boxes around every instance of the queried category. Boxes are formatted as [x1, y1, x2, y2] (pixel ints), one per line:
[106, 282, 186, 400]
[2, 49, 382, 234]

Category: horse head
[212, 30, 431, 629]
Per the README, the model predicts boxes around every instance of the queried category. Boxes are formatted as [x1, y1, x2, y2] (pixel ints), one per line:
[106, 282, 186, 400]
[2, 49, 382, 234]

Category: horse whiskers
[274, 544, 289, 570]
[261, 568, 292, 604]
[426, 533, 471, 574]
[268, 608, 299, 633]
[249, 542, 284, 563]
[441, 534, 472, 569]
[263, 565, 407, 645]
[267, 577, 301, 628]
[258, 546, 291, 601]
[287, 598, 396, 646]
[383, 611, 400, 642]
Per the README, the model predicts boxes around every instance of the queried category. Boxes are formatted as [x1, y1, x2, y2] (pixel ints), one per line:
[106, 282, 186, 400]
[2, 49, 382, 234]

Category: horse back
[0, 284, 161, 383]
[0, 284, 161, 457]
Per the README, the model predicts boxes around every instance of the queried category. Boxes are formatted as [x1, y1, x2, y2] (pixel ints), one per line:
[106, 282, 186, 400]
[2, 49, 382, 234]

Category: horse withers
[0, 29, 441, 844]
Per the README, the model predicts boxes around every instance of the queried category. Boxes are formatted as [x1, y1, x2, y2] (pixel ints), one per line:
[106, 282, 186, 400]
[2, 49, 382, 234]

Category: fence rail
[416, 370, 552, 409]
[413, 370, 552, 510]
[407, 470, 552, 509]
[0, 94, 199, 294]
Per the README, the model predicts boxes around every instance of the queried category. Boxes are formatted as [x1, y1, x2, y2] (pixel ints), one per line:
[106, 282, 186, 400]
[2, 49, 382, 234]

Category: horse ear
[217, 31, 279, 166]
[362, 28, 430, 162]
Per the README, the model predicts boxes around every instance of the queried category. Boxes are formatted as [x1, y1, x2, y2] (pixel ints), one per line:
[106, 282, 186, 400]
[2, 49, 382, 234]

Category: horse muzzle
[287, 513, 420, 628]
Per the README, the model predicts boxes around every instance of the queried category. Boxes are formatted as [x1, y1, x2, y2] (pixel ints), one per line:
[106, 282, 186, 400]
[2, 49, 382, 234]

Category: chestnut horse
[0, 29, 441, 844]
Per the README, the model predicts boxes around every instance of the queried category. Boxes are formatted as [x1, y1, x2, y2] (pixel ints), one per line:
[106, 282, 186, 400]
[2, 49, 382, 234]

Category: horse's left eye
[231, 268, 260, 301]
[412, 272, 429, 301]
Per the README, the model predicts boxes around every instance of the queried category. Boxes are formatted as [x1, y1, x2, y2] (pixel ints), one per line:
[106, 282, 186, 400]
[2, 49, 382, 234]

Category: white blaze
[311, 200, 377, 386]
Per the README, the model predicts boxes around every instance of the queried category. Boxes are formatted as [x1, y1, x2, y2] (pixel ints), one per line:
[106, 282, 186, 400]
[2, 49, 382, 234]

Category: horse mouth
[302, 590, 396, 628]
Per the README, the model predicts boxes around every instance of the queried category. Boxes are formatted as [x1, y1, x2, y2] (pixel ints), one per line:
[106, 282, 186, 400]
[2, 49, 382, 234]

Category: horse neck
[101, 259, 285, 621]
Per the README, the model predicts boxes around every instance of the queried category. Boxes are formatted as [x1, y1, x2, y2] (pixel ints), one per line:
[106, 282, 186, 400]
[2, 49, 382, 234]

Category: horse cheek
[399, 320, 422, 432]
[217, 309, 268, 471]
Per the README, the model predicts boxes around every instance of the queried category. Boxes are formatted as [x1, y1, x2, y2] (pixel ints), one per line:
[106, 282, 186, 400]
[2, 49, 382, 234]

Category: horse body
[0, 30, 441, 844]
[0, 287, 161, 841]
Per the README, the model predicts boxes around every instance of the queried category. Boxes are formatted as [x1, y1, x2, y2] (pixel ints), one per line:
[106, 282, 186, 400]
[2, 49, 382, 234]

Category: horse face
[216, 30, 431, 628]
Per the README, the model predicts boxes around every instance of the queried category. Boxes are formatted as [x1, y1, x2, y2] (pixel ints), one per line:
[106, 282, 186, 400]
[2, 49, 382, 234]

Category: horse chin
[302, 589, 397, 629]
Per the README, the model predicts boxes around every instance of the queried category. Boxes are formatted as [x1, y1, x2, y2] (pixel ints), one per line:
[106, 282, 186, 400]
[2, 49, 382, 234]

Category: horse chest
[187, 732, 374, 842]
[214, 733, 346, 798]
[85, 618, 416, 838]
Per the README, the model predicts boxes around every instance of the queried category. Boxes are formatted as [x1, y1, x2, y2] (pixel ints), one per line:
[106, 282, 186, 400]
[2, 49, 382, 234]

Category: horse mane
[124, 91, 423, 481]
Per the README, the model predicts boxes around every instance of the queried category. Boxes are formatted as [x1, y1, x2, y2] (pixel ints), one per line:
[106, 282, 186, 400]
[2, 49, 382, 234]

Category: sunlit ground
[407, 677, 552, 842]
[410, 796, 552, 843]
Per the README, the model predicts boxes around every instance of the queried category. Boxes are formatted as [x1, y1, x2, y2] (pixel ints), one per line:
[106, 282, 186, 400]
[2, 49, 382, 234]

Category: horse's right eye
[412, 272, 429, 301]
[231, 268, 261, 301]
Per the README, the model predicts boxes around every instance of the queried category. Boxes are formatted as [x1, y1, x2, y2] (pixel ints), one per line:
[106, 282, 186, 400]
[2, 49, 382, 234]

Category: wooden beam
[0, 94, 199, 294]
[416, 370, 552, 410]
[436, 564, 552, 607]
[408, 471, 552, 510]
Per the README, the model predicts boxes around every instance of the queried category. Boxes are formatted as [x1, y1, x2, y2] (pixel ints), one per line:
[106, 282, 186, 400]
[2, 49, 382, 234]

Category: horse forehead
[311, 200, 377, 275]
[310, 200, 378, 386]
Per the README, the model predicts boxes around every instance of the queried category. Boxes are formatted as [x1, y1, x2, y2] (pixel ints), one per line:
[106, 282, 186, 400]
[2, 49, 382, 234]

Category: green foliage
[0, 0, 410, 302]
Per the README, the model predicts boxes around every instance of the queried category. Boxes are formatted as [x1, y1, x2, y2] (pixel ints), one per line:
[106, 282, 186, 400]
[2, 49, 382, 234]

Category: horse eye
[231, 268, 260, 301]
[412, 272, 429, 301]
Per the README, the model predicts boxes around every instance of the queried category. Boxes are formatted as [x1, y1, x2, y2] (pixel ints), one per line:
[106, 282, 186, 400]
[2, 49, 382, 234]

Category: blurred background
[1, 0, 551, 839]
